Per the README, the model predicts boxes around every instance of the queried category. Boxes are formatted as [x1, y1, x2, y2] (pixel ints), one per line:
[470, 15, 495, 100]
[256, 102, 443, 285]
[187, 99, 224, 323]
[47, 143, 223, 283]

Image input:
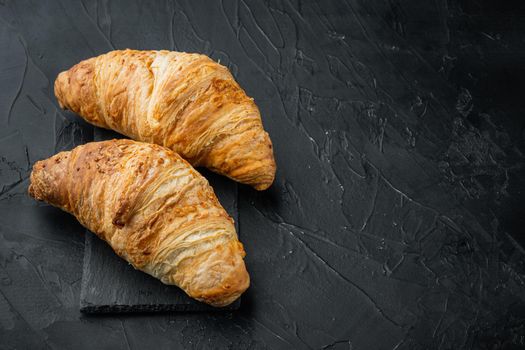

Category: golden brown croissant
[54, 49, 276, 190]
[28, 139, 249, 307]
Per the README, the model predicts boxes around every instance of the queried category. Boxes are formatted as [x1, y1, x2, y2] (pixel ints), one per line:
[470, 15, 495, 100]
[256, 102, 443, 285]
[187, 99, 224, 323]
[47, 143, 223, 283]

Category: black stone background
[1, 0, 525, 349]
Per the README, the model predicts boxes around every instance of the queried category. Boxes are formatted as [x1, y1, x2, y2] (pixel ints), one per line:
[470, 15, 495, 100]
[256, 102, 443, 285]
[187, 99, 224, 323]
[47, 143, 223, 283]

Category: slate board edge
[80, 301, 241, 314]
[79, 229, 93, 309]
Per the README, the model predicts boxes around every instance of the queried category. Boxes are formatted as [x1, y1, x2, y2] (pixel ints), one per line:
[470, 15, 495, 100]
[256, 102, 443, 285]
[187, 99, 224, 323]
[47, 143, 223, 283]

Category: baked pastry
[28, 139, 249, 307]
[54, 49, 276, 190]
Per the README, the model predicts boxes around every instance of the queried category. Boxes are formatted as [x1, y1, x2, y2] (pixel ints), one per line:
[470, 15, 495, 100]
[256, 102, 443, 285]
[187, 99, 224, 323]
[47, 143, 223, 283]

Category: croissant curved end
[54, 58, 102, 127]
[194, 261, 250, 307]
[252, 165, 276, 191]
[247, 133, 276, 191]
[170, 241, 250, 307]
[54, 71, 68, 109]
[27, 155, 70, 209]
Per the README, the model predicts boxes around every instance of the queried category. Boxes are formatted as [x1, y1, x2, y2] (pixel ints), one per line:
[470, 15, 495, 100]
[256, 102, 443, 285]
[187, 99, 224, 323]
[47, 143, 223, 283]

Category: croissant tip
[196, 277, 250, 308]
[252, 165, 276, 191]
[253, 182, 272, 191]
[175, 241, 251, 307]
[54, 71, 68, 108]
[27, 183, 34, 198]
[27, 163, 47, 202]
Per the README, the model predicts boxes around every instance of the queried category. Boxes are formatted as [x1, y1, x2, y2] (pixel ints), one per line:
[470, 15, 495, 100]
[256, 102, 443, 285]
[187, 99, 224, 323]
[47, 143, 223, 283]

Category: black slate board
[80, 129, 240, 313]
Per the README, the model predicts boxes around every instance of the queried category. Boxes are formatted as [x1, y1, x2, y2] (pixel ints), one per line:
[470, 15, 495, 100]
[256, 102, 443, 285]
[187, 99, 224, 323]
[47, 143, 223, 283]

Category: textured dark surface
[1, 0, 525, 349]
[80, 129, 240, 313]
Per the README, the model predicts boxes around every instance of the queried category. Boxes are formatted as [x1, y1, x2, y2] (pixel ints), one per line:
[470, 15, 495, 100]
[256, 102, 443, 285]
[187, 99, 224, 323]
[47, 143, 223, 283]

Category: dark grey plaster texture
[0, 0, 524, 349]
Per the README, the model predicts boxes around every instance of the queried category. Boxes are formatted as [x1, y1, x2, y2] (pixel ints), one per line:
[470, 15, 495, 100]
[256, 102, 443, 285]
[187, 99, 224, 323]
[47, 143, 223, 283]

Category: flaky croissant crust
[55, 49, 276, 190]
[28, 139, 249, 307]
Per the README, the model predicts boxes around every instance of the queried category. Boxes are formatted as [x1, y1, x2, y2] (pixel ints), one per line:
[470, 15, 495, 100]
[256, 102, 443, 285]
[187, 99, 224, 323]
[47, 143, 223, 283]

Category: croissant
[28, 139, 249, 307]
[54, 49, 276, 190]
